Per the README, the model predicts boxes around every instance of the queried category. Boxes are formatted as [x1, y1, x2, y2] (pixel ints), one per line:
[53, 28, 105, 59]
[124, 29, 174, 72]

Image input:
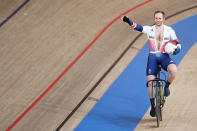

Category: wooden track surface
[0, 0, 196, 130]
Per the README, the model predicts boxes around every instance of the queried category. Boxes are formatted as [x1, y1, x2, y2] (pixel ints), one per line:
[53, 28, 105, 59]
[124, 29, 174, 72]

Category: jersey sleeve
[170, 27, 179, 43]
[169, 27, 181, 55]
[142, 26, 150, 34]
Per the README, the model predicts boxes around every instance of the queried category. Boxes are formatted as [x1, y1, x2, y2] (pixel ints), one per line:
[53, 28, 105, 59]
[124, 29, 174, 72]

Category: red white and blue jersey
[142, 25, 179, 53]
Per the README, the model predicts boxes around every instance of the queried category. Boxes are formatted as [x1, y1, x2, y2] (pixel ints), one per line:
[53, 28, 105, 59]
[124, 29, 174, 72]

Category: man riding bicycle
[122, 11, 181, 117]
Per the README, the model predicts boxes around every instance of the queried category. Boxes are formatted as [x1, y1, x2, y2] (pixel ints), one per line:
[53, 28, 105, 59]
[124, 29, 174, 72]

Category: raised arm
[122, 16, 143, 32]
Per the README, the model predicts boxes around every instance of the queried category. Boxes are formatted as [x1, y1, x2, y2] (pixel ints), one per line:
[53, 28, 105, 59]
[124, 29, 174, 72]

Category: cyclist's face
[154, 13, 164, 26]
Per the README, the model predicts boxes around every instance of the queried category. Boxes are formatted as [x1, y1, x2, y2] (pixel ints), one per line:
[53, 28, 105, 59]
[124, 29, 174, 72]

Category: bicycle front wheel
[155, 85, 161, 127]
[159, 85, 164, 121]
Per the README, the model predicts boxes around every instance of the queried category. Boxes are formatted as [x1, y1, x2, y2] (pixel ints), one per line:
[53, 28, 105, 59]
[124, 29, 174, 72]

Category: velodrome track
[0, 0, 196, 130]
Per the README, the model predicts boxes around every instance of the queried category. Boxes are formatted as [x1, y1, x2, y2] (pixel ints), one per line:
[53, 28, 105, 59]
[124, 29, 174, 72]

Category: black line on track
[56, 5, 197, 131]
[166, 5, 197, 20]
[0, 0, 30, 28]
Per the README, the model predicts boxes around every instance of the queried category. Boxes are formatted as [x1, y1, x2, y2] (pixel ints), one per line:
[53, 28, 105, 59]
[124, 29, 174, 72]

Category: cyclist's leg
[147, 53, 158, 97]
[146, 53, 158, 117]
[167, 64, 177, 83]
[160, 53, 177, 82]
[161, 53, 176, 96]
[164, 64, 177, 96]
[147, 75, 156, 117]
[147, 75, 156, 98]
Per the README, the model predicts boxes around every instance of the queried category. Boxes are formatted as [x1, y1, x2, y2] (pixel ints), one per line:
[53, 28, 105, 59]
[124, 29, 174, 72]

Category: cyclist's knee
[147, 75, 155, 87]
[167, 64, 177, 75]
[147, 81, 153, 87]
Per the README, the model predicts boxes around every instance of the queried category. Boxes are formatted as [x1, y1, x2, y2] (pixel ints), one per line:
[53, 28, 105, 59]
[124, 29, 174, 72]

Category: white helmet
[165, 42, 177, 54]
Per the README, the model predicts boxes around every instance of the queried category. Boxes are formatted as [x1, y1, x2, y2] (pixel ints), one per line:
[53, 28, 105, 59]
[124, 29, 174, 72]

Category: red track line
[6, 0, 153, 130]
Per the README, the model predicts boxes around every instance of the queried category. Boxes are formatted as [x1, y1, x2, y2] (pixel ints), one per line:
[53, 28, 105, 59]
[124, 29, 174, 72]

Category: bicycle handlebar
[146, 78, 167, 87]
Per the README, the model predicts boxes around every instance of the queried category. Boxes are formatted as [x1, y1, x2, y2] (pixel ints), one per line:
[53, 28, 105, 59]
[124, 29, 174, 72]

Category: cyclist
[122, 11, 181, 117]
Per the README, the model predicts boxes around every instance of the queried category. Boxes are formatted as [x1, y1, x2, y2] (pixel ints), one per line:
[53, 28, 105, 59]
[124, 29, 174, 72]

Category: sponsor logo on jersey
[149, 35, 155, 39]
[164, 37, 170, 40]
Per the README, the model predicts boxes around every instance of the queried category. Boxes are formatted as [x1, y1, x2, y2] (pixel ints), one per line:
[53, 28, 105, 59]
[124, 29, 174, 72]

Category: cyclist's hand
[173, 44, 181, 55]
[170, 46, 177, 55]
[122, 16, 129, 23]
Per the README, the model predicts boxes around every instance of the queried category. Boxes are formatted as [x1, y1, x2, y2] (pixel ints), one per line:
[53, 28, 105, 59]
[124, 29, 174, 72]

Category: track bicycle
[147, 65, 167, 127]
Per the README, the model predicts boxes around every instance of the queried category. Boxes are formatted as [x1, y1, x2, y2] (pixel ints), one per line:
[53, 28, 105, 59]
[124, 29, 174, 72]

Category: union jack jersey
[142, 25, 179, 53]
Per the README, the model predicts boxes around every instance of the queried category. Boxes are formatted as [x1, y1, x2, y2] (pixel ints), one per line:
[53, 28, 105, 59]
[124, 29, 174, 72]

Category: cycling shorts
[146, 52, 176, 76]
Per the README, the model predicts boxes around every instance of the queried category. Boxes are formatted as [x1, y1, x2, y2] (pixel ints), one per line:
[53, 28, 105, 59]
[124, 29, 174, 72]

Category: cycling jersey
[142, 25, 179, 53]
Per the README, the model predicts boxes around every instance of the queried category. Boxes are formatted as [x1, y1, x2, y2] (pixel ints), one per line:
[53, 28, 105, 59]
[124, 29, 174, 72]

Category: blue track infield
[76, 15, 197, 131]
